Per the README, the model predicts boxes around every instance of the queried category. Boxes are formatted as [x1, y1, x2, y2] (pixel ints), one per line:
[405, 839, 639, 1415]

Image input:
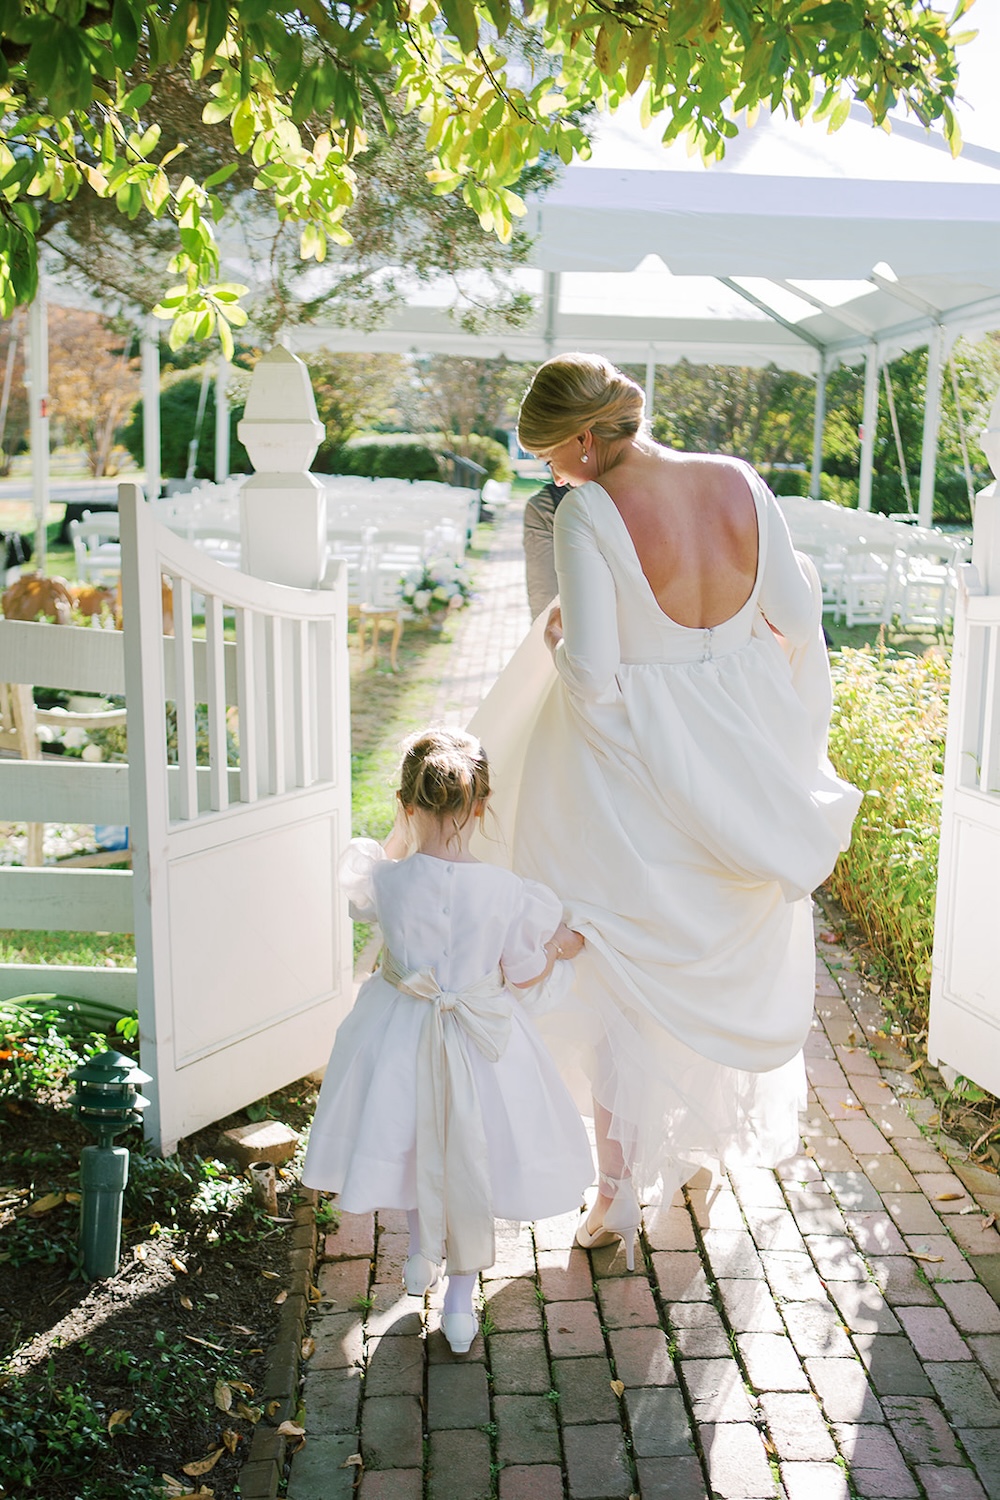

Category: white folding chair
[70, 511, 122, 587]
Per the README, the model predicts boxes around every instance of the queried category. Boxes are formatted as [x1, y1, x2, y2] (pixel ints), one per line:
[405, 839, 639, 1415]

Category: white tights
[407, 1209, 477, 1316]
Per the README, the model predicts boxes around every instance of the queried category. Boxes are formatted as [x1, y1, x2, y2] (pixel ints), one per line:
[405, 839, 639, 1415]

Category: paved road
[288, 500, 1000, 1500]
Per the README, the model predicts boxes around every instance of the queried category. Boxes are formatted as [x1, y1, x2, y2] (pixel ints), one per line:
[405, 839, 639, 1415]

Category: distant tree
[413, 355, 529, 438]
[46, 307, 141, 476]
[652, 361, 815, 466]
[309, 351, 407, 466]
[0, 313, 28, 475]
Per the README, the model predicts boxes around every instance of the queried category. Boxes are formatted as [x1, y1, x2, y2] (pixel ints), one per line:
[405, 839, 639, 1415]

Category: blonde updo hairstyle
[517, 353, 646, 460]
[398, 727, 491, 841]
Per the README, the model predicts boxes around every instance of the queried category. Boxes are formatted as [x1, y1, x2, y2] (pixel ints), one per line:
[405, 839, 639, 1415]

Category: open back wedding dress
[470, 464, 861, 1204]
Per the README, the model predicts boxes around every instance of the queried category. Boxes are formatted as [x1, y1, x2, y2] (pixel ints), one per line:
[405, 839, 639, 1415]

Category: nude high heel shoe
[575, 1176, 640, 1271]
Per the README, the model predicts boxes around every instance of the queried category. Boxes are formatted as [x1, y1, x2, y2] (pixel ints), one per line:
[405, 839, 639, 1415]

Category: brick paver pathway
[288, 500, 1000, 1500]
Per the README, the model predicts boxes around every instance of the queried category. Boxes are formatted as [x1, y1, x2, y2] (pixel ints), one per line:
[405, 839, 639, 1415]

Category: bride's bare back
[598, 447, 758, 630]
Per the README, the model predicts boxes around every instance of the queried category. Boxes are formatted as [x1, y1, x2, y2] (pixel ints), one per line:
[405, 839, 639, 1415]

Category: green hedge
[122, 378, 250, 479]
[826, 646, 949, 1020]
[760, 466, 976, 524]
[316, 431, 513, 484]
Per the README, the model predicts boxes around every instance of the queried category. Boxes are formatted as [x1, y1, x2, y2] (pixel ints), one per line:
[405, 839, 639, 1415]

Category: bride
[471, 353, 861, 1268]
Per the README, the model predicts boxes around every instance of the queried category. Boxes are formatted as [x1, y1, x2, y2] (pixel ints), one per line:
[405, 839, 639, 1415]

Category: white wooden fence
[1, 483, 353, 1152]
[929, 475, 1000, 1094]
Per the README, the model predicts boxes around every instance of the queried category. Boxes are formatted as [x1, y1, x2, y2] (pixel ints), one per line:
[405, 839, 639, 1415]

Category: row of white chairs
[778, 497, 970, 631]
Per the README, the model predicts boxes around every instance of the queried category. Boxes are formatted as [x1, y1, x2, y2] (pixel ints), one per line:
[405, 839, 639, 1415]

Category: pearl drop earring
[581, 452, 589, 463]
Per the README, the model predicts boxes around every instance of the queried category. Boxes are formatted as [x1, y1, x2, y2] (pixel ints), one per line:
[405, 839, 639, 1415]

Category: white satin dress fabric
[301, 844, 594, 1264]
[470, 463, 862, 1205]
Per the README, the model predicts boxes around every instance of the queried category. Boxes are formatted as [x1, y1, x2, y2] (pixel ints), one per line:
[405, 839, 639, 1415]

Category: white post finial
[238, 347, 327, 589]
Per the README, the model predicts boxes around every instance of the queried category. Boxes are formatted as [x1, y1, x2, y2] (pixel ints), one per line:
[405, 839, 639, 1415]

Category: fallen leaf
[846, 1030, 857, 1046]
[277, 1421, 306, 1437]
[184, 1334, 226, 1352]
[301, 1336, 315, 1360]
[214, 1381, 233, 1413]
[274, 1289, 288, 1305]
[878, 1080, 889, 1088]
[266, 1399, 282, 1419]
[107, 1408, 132, 1434]
[181, 1450, 223, 1478]
[221, 1430, 241, 1455]
[230, 1381, 254, 1396]
[170, 1255, 188, 1275]
[27, 1191, 66, 1216]
[610, 1379, 625, 1397]
[307, 1283, 322, 1303]
[936, 1193, 964, 1202]
[843, 1101, 865, 1111]
[341, 1454, 363, 1469]
[984, 1214, 997, 1230]
[959, 1206, 979, 1216]
[65, 1192, 81, 1204]
[180, 1295, 194, 1310]
[904, 1059, 925, 1074]
[134, 1243, 147, 1261]
[261, 1270, 280, 1280]
[912, 1253, 945, 1263]
[236, 1401, 262, 1424]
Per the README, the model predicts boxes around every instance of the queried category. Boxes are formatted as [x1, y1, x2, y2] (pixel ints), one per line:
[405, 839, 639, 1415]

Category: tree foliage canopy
[0, 0, 972, 355]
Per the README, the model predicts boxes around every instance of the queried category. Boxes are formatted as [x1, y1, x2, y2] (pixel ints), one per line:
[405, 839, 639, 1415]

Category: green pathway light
[70, 1050, 151, 1280]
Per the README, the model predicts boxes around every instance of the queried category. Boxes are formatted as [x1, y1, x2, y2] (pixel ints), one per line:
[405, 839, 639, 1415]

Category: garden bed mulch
[0, 1073, 323, 1500]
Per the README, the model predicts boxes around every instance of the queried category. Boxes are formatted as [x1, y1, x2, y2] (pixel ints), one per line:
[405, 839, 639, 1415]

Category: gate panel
[118, 484, 352, 1152]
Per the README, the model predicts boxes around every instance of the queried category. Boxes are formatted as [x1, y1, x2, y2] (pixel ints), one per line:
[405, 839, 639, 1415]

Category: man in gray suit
[523, 480, 569, 620]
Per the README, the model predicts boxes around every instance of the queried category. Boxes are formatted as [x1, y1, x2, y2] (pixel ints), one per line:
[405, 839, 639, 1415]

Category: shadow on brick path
[287, 500, 1000, 1500]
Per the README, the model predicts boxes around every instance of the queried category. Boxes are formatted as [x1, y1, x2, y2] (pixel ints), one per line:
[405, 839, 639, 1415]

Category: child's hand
[551, 922, 584, 961]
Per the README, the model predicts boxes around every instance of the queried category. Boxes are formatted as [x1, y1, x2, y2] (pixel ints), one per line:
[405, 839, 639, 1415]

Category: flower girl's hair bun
[399, 727, 491, 829]
[517, 352, 645, 455]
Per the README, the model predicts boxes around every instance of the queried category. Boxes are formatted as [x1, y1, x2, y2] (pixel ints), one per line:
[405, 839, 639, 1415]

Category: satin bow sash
[380, 950, 512, 1275]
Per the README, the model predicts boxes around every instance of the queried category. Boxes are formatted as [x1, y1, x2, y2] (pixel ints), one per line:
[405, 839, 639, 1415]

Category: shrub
[826, 645, 949, 1021]
[122, 377, 250, 479]
[324, 434, 442, 480]
[319, 430, 513, 484]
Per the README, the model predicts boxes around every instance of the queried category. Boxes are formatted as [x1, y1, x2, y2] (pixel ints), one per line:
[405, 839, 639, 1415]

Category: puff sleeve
[501, 876, 575, 1012]
[338, 837, 387, 922]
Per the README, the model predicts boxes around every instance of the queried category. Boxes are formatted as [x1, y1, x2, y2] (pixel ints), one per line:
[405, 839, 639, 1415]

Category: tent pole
[858, 344, 879, 513]
[141, 317, 161, 501]
[27, 274, 50, 573]
[810, 355, 827, 500]
[542, 272, 559, 358]
[215, 357, 231, 482]
[918, 325, 946, 528]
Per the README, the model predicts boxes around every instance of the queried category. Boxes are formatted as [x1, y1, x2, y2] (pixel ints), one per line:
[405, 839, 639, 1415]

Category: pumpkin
[2, 573, 74, 624]
[68, 583, 116, 619]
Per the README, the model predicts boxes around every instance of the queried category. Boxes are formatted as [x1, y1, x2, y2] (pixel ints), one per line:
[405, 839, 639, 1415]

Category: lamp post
[70, 1050, 151, 1280]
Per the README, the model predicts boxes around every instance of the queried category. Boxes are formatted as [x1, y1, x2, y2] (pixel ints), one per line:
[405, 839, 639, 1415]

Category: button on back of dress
[701, 626, 715, 662]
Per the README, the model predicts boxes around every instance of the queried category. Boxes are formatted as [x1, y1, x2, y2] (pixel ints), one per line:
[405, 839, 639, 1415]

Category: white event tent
[283, 94, 1000, 528]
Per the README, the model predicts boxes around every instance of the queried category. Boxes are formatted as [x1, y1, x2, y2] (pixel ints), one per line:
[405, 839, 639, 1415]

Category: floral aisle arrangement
[400, 558, 473, 620]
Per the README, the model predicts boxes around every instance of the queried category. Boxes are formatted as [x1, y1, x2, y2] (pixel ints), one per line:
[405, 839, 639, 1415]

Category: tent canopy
[286, 97, 1000, 376]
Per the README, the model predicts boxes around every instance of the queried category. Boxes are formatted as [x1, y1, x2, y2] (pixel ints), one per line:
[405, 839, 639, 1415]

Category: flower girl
[302, 728, 592, 1354]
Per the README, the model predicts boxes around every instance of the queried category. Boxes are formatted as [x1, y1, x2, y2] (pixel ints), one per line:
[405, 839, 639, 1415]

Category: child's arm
[509, 920, 584, 990]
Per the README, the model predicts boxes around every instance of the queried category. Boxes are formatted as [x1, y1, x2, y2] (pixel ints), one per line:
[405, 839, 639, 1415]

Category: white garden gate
[119, 483, 352, 1152]
[0, 483, 353, 1152]
[928, 472, 1000, 1095]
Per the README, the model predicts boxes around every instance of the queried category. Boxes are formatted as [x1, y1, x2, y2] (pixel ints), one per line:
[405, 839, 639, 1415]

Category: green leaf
[231, 97, 255, 153]
[203, 0, 229, 66]
[203, 161, 240, 189]
[111, 0, 140, 68]
[439, 0, 479, 55]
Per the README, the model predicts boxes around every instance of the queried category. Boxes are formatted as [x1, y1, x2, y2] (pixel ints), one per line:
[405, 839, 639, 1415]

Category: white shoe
[403, 1253, 442, 1296]
[441, 1312, 479, 1355]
